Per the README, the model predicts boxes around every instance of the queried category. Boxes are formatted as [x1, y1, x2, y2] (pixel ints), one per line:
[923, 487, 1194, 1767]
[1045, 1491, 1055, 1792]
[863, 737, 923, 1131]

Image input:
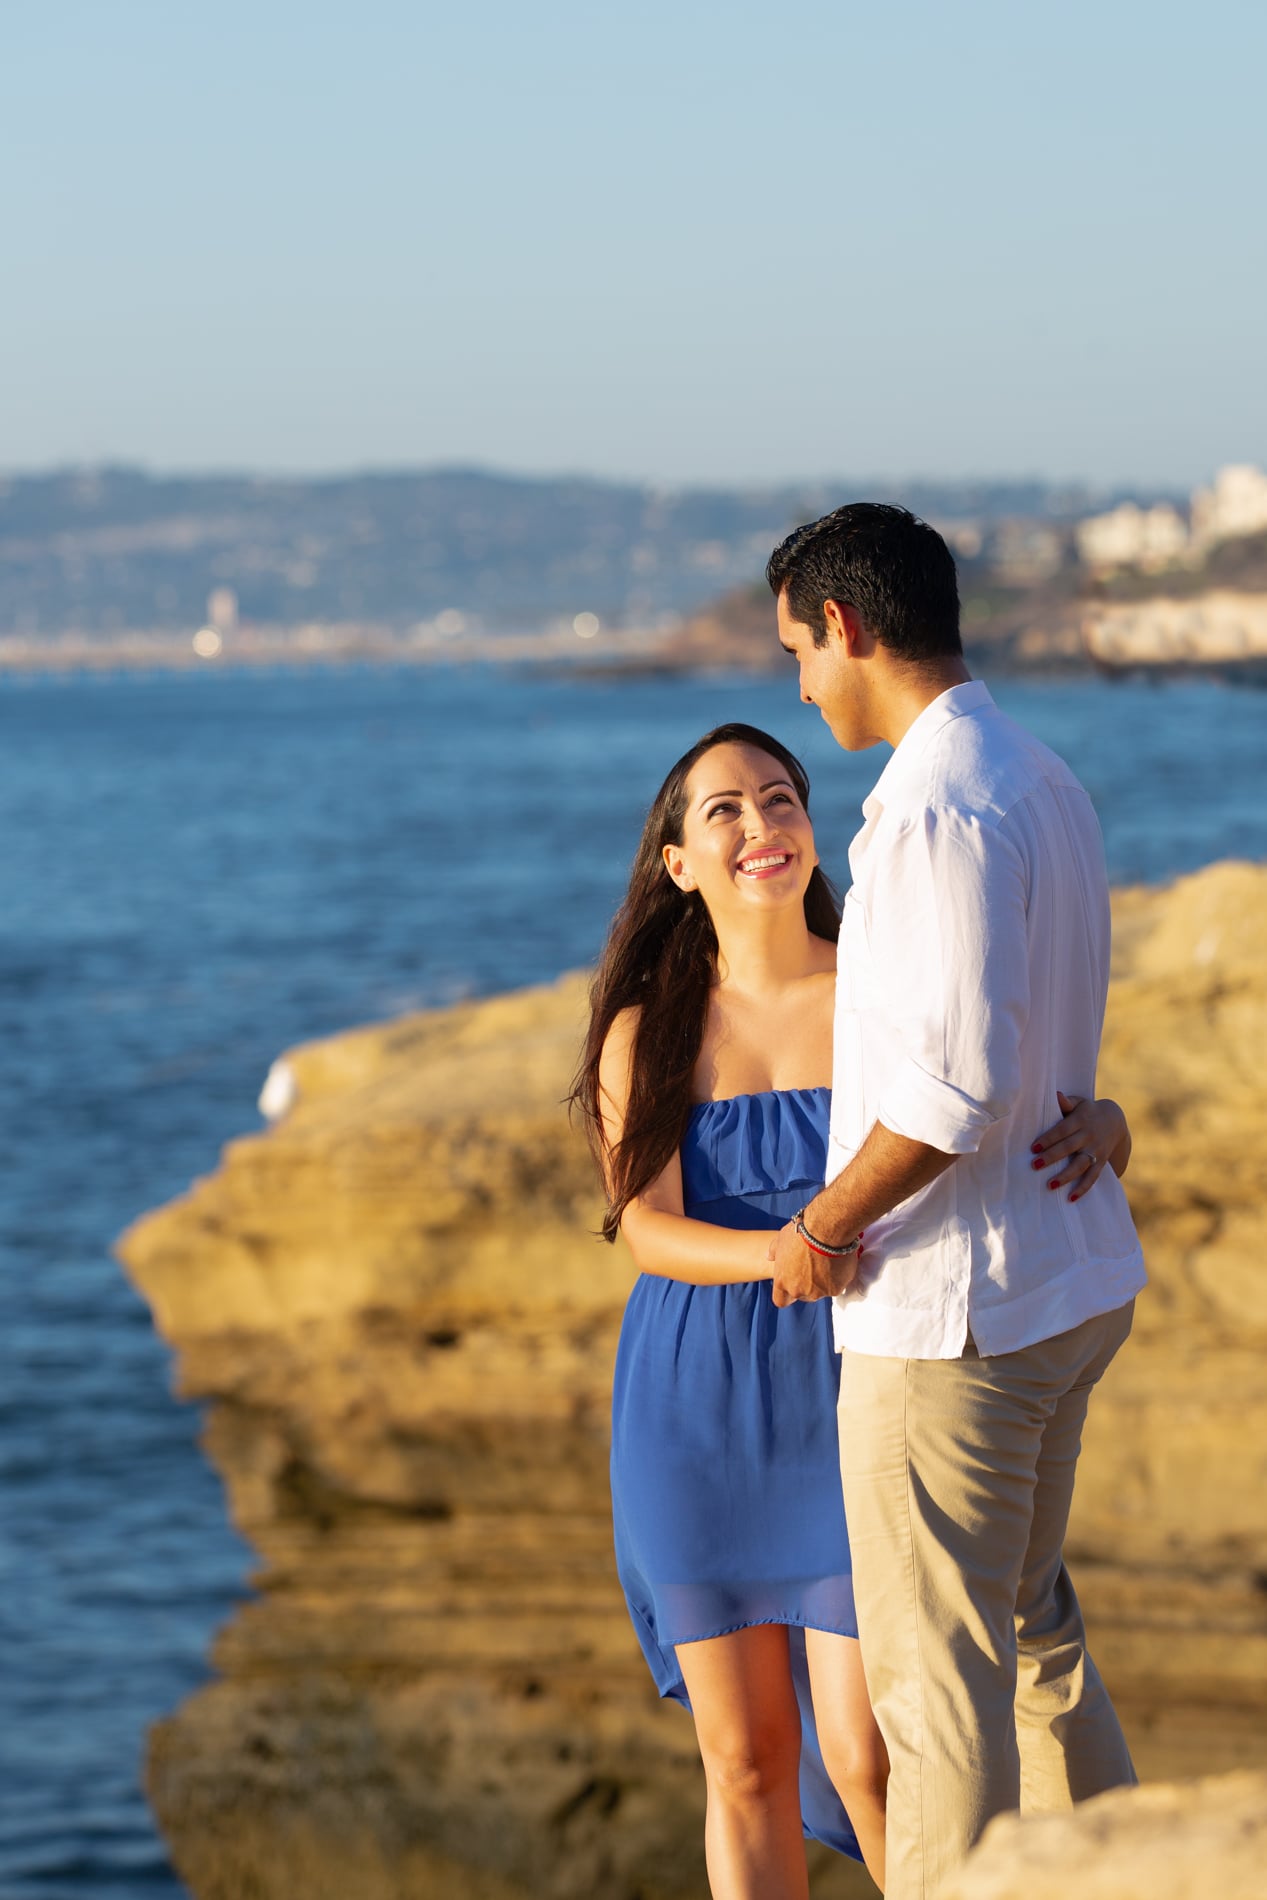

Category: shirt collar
[864, 679, 994, 816]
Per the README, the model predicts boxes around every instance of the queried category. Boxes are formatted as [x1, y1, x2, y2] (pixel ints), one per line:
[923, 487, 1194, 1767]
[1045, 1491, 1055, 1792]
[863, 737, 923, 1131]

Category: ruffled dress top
[610, 1086, 861, 1861]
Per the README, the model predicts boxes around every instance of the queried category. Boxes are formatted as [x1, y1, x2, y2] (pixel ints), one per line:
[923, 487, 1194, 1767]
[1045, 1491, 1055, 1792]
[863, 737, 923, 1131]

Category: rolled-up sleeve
[871, 805, 1030, 1154]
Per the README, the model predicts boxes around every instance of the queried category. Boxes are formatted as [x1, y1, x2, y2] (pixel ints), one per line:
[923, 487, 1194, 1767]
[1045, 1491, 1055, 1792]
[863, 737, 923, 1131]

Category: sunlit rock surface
[118, 861, 1267, 1900]
[938, 1769, 1267, 1900]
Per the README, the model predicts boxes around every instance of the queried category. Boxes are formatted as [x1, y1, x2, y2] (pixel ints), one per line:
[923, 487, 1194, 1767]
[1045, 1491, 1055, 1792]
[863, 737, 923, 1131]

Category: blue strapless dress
[610, 1087, 861, 1862]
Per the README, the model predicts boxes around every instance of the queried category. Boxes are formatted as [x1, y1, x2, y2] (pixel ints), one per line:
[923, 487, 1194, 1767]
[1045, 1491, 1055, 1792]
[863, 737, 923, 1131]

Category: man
[766, 503, 1145, 1899]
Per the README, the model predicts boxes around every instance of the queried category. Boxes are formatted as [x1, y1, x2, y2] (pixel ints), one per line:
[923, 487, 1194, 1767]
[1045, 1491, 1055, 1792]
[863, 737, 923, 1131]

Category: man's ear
[663, 844, 696, 891]
[822, 598, 870, 655]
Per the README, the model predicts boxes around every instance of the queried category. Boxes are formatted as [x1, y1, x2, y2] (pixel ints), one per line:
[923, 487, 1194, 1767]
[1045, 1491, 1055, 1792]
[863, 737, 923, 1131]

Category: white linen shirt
[829, 680, 1146, 1358]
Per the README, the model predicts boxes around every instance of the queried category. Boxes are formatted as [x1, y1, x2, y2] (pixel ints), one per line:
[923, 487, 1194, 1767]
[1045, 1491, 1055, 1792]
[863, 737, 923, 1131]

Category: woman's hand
[1030, 1091, 1131, 1202]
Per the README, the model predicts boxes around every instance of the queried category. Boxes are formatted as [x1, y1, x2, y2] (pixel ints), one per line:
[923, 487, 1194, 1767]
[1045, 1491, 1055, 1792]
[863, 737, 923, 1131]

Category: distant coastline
[5, 617, 1266, 683]
[5, 464, 1266, 682]
[0, 622, 669, 674]
[7, 618, 1069, 678]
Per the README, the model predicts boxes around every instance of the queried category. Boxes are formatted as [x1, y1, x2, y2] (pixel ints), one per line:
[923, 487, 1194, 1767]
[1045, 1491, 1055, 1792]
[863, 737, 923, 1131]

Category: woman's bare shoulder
[597, 1005, 641, 1105]
[601, 1003, 641, 1059]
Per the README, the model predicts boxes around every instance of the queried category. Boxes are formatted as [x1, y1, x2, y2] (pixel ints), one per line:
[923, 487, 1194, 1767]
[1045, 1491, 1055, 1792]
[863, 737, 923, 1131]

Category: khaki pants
[838, 1301, 1137, 1900]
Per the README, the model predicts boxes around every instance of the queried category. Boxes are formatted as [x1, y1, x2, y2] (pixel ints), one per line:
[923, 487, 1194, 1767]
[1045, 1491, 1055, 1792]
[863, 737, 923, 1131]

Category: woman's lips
[737, 851, 793, 879]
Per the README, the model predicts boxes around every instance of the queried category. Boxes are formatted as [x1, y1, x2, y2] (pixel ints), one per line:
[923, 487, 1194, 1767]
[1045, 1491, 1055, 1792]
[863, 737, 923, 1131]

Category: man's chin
[825, 716, 879, 753]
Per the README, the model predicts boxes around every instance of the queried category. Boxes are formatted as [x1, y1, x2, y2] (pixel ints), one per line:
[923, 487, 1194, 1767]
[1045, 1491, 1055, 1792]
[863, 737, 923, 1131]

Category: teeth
[740, 854, 790, 873]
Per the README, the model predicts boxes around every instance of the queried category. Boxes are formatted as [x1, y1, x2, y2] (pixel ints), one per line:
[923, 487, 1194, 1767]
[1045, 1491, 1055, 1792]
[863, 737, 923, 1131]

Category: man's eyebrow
[696, 778, 795, 808]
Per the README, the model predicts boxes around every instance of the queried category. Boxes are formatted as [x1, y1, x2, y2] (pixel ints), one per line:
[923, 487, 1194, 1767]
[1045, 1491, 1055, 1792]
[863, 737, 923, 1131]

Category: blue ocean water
[0, 663, 1263, 1898]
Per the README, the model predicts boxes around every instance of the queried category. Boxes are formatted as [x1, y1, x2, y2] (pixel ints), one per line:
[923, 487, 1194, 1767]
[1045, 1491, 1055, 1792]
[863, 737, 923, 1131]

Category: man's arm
[771, 803, 1030, 1306]
[769, 1121, 956, 1306]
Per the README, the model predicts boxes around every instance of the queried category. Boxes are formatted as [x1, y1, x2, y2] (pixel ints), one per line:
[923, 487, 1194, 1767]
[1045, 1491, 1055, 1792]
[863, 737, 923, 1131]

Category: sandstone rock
[937, 1769, 1267, 1900]
[117, 864, 1267, 1898]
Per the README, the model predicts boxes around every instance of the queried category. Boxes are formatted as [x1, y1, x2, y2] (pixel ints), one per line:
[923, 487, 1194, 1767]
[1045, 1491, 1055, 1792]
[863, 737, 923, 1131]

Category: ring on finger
[1076, 1149, 1097, 1168]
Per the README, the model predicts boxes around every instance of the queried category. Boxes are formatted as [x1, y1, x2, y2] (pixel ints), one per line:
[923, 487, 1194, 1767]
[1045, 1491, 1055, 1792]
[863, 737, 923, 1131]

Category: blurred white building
[1190, 465, 1267, 550]
[1076, 465, 1267, 573]
[930, 519, 984, 560]
[1075, 502, 1189, 572]
[990, 520, 1064, 584]
[206, 586, 239, 635]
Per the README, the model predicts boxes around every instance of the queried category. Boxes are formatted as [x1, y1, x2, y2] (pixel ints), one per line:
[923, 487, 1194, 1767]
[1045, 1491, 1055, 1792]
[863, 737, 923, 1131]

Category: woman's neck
[712, 906, 822, 996]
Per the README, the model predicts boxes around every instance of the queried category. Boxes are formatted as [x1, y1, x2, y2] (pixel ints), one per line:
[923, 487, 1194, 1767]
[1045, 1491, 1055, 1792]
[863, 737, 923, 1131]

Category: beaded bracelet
[793, 1209, 861, 1260]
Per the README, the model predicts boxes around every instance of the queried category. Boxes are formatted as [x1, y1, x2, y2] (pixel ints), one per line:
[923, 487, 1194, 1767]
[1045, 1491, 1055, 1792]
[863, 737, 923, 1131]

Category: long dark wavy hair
[570, 723, 841, 1241]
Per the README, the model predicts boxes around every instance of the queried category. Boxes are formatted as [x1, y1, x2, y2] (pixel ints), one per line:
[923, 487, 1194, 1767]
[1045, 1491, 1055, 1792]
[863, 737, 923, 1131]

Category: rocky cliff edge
[118, 860, 1267, 1900]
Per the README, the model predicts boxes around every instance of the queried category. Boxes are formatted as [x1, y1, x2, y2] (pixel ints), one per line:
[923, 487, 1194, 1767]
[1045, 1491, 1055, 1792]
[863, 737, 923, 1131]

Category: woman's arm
[621, 1194, 776, 1284]
[598, 1010, 775, 1285]
[1030, 1090, 1132, 1201]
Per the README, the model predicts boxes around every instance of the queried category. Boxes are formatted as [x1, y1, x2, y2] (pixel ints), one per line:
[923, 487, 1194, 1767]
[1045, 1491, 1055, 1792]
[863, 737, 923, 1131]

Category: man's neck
[874, 658, 972, 751]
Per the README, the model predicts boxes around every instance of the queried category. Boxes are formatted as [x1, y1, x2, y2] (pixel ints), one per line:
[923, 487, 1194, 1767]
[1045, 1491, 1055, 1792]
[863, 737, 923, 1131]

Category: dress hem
[656, 1610, 860, 1669]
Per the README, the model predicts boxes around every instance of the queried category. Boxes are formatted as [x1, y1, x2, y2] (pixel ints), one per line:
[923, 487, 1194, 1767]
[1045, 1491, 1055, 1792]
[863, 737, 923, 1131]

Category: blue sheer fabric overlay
[610, 1087, 862, 1862]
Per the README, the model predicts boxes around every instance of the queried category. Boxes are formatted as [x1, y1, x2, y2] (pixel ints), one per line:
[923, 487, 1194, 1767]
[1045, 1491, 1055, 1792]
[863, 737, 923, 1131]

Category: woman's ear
[663, 844, 696, 891]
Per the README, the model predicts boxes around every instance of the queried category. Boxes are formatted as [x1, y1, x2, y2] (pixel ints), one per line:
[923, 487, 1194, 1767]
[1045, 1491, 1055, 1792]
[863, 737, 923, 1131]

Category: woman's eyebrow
[695, 778, 795, 808]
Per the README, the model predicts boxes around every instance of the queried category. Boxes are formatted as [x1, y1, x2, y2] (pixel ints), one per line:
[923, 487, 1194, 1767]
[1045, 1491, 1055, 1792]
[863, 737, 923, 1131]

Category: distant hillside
[0, 466, 1106, 641]
[670, 528, 1267, 675]
[669, 572, 1087, 672]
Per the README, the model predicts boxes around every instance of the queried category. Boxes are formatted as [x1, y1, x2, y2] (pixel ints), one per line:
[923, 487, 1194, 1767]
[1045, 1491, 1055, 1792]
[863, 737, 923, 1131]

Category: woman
[571, 723, 1131, 1899]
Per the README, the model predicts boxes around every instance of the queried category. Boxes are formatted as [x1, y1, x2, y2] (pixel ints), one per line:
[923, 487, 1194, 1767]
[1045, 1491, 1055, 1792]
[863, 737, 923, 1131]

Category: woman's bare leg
[674, 1625, 808, 1900]
[804, 1628, 889, 1890]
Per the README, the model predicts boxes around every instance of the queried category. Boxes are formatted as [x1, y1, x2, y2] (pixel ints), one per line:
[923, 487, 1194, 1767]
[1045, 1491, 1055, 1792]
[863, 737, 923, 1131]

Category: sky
[3, 0, 1265, 490]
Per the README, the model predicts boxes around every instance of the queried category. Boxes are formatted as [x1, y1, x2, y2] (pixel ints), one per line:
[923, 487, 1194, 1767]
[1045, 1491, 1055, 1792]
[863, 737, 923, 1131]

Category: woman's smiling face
[662, 741, 817, 919]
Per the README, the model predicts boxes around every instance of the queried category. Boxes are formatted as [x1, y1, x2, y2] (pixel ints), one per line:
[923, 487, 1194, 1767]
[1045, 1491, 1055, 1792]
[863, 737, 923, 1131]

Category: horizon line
[0, 459, 1195, 502]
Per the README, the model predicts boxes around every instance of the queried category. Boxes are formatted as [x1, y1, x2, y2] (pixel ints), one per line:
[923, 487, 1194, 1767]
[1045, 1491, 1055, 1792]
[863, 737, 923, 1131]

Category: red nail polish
[1031, 1157, 1046, 1171]
[1070, 1191, 1080, 1203]
[1030, 1141, 1042, 1154]
[1048, 1178, 1060, 1191]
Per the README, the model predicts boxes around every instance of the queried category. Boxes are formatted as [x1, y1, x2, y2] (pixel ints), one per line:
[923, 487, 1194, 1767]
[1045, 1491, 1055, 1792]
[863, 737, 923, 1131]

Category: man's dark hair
[766, 501, 962, 660]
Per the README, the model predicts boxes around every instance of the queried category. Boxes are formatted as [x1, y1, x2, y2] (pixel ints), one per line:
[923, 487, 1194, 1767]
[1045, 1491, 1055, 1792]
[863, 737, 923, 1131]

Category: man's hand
[769, 1123, 954, 1310]
[768, 1220, 860, 1307]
